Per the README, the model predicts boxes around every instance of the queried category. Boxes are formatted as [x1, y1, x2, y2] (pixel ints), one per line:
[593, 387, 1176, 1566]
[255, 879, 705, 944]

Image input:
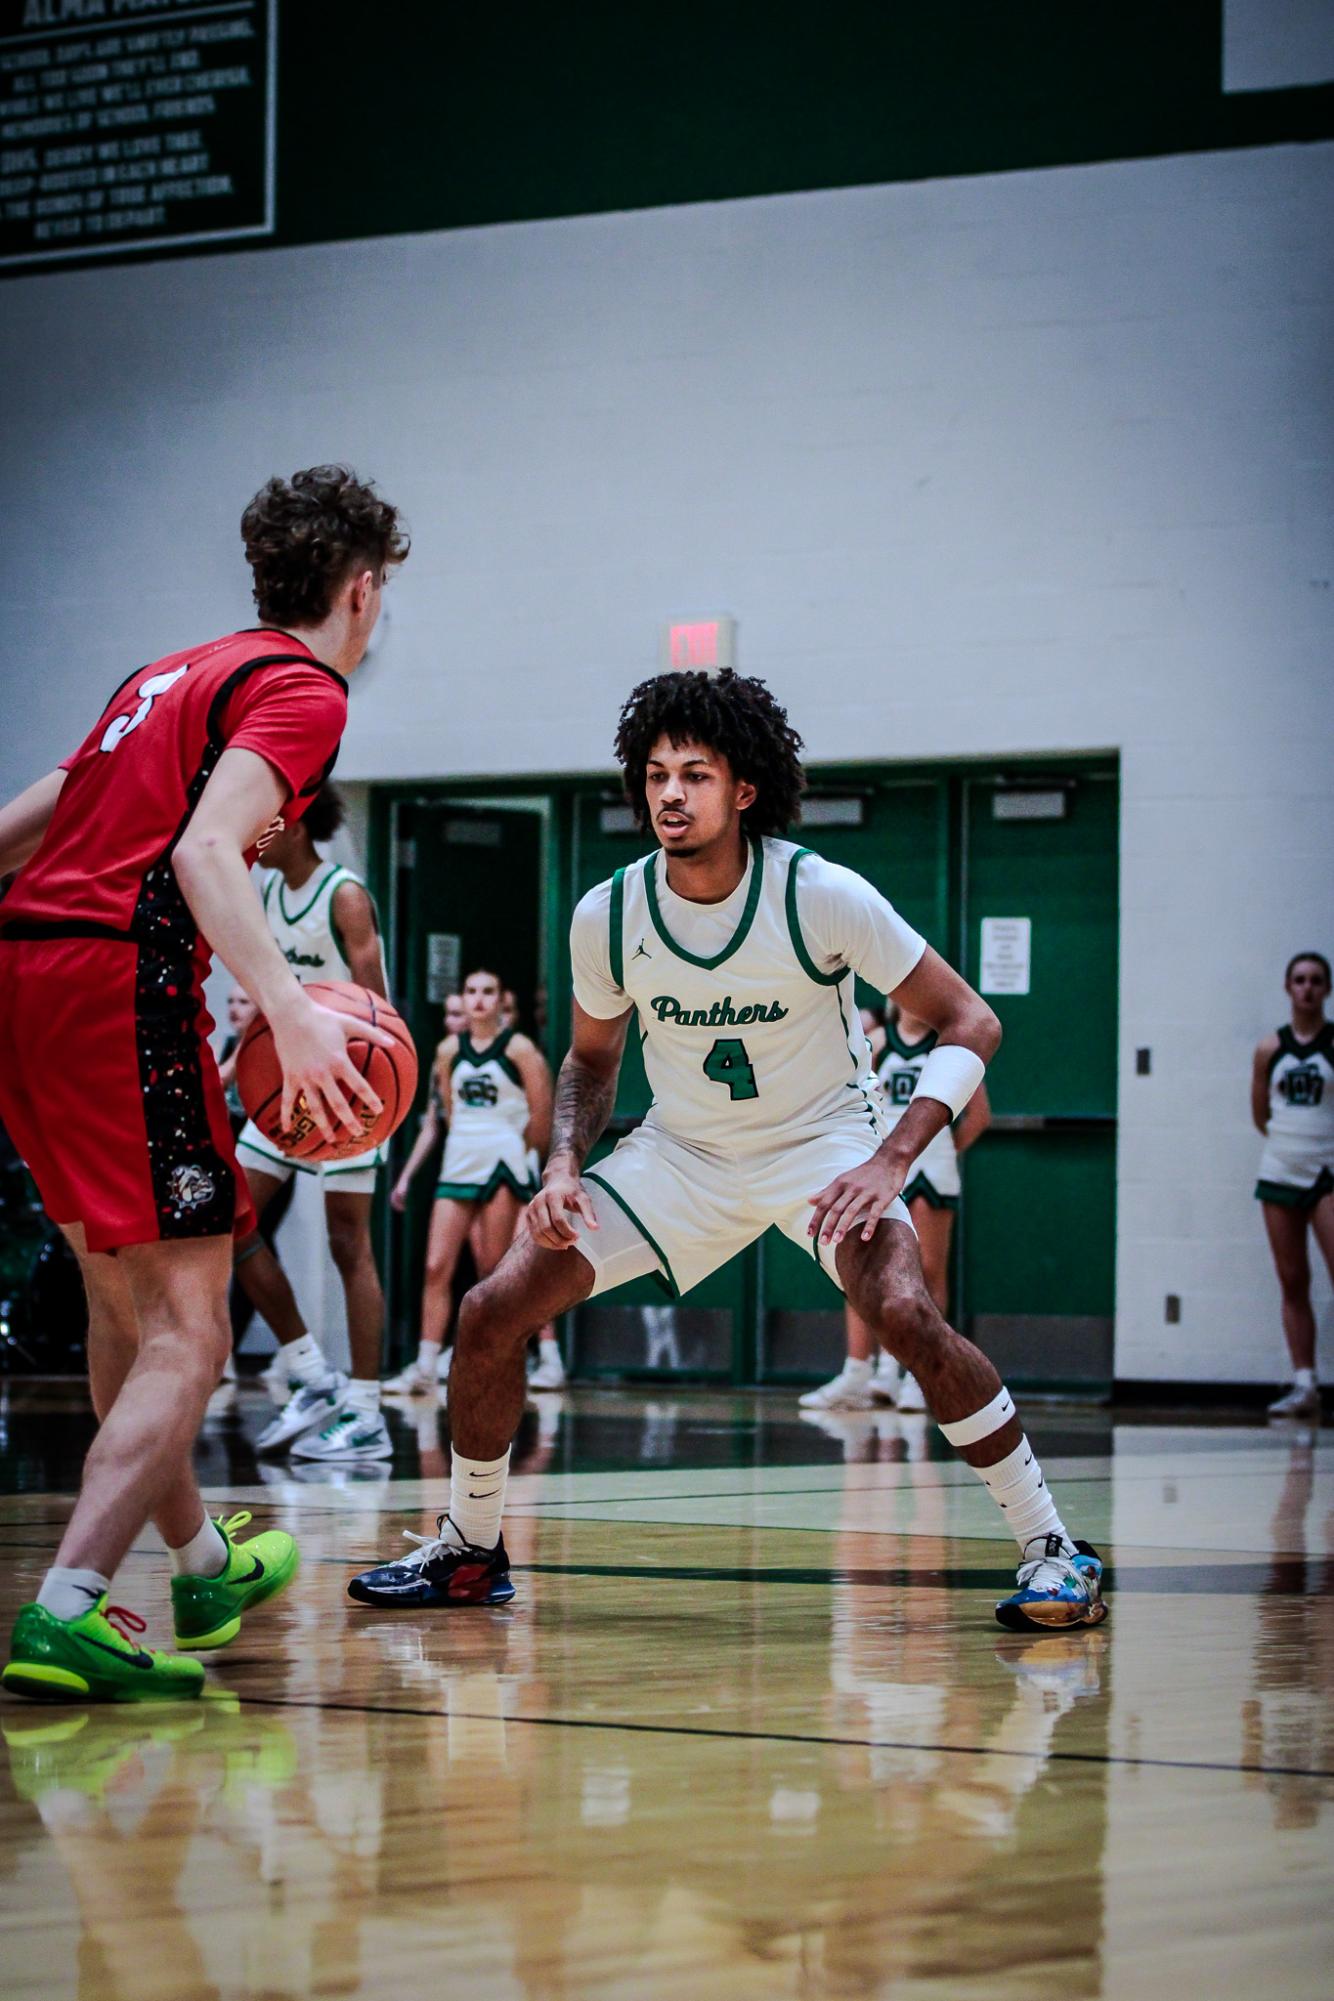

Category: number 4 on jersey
[702, 1037, 758, 1101]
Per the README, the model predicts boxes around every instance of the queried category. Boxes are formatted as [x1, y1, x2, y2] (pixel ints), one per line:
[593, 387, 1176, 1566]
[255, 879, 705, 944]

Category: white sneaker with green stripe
[290, 1403, 393, 1462]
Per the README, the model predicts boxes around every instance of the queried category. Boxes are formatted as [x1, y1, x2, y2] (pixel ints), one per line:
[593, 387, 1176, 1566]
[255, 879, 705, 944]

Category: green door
[383, 797, 548, 1350]
[958, 772, 1118, 1391]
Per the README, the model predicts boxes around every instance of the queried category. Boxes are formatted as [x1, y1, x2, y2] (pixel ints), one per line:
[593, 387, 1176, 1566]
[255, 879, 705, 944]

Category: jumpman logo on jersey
[632, 938, 652, 962]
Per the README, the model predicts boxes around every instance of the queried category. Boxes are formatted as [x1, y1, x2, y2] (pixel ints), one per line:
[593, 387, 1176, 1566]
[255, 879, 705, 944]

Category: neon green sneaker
[171, 1511, 299, 1650]
[2, 1600, 205, 1704]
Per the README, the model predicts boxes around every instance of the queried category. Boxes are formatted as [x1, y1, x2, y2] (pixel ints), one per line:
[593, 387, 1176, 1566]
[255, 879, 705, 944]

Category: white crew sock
[416, 1339, 442, 1376]
[280, 1331, 332, 1388]
[169, 1515, 228, 1579]
[973, 1439, 1069, 1552]
[343, 1379, 381, 1419]
[538, 1335, 561, 1358]
[37, 1567, 110, 1623]
[449, 1449, 511, 1552]
[1294, 1366, 1317, 1391]
[842, 1356, 873, 1383]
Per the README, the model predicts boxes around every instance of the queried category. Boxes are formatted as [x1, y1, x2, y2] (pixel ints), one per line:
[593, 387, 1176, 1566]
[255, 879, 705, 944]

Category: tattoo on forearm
[550, 1055, 617, 1168]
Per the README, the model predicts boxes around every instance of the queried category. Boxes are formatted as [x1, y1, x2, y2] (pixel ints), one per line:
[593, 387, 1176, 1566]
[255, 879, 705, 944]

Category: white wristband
[915, 1044, 986, 1119]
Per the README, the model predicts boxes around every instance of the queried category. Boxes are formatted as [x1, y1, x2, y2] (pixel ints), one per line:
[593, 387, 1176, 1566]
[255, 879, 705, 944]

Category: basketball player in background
[1253, 951, 1334, 1419]
[385, 967, 563, 1394]
[235, 783, 398, 1464]
[0, 465, 406, 1701]
[350, 670, 1106, 1631]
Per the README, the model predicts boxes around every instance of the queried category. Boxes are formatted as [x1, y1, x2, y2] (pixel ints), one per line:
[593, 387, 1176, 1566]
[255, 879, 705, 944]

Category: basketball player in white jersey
[235, 785, 396, 1462]
[802, 1003, 990, 1414]
[384, 968, 563, 1394]
[349, 671, 1107, 1630]
[1253, 951, 1334, 1419]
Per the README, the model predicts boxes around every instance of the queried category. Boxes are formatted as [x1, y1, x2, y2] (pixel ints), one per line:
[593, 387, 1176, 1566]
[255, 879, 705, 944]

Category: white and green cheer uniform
[1256, 1023, 1334, 1209]
[237, 862, 388, 1194]
[437, 1029, 538, 1203]
[569, 835, 927, 1297]
[876, 1022, 961, 1210]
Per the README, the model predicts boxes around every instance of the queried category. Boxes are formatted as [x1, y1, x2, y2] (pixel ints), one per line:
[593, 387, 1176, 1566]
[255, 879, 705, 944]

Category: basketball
[235, 981, 419, 1163]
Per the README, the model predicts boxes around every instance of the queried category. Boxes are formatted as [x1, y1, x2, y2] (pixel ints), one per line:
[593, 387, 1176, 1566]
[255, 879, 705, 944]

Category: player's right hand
[527, 1165, 599, 1250]
[272, 992, 395, 1145]
[390, 1177, 410, 1212]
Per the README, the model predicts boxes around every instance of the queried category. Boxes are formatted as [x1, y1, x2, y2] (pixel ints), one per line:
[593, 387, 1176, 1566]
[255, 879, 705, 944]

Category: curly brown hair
[613, 670, 806, 838]
[241, 465, 409, 627]
[300, 783, 345, 845]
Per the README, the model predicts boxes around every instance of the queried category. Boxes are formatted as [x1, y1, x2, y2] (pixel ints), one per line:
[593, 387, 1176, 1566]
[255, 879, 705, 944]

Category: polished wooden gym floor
[1, 1381, 1331, 2000]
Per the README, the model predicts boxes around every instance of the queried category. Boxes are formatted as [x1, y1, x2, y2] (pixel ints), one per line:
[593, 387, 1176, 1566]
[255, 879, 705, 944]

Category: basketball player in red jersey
[0, 466, 408, 1702]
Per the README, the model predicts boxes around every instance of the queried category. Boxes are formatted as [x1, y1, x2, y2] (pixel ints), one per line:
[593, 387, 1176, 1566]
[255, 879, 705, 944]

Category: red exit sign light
[660, 615, 736, 674]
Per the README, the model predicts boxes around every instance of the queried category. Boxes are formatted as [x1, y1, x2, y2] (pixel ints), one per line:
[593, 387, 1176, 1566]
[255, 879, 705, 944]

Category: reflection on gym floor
[2, 1385, 1331, 2000]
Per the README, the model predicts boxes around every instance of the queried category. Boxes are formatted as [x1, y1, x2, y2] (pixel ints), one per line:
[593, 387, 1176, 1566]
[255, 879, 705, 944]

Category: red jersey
[3, 630, 347, 970]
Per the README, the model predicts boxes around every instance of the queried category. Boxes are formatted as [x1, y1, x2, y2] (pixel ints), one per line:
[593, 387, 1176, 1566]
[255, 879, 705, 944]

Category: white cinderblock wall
[2, 145, 1331, 1383]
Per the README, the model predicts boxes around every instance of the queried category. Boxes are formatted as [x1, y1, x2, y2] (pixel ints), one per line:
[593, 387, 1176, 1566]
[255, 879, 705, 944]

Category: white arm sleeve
[796, 854, 927, 995]
[569, 881, 632, 1020]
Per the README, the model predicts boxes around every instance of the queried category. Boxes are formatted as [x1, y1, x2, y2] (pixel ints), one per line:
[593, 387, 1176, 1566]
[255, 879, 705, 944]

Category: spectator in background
[1253, 952, 1334, 1419]
[385, 968, 563, 1394]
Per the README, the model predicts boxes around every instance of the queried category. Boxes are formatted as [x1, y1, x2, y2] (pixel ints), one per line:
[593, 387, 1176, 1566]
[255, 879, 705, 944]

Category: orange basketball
[235, 982, 419, 1163]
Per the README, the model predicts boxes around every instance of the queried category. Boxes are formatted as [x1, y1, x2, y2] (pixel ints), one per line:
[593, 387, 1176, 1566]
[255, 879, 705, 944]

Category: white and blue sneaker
[254, 1375, 346, 1455]
[995, 1533, 1107, 1632]
[290, 1404, 393, 1462]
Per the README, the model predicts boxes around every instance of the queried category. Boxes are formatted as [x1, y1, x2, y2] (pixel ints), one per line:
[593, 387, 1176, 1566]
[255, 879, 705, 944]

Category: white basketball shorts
[571, 1120, 913, 1299]
[236, 1117, 385, 1196]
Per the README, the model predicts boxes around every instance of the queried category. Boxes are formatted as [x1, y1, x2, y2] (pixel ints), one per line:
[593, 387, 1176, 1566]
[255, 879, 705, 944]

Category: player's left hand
[808, 1149, 910, 1249]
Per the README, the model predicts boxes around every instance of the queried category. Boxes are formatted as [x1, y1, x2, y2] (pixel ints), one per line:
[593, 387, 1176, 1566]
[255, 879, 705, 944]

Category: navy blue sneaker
[995, 1534, 1107, 1632]
[347, 1517, 515, 1608]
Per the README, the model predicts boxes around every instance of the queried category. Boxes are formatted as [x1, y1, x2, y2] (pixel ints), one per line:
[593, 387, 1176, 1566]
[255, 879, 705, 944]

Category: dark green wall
[8, 1, 1331, 279]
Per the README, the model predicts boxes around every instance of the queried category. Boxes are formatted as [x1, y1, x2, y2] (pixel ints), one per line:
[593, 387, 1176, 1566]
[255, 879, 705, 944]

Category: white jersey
[1259, 1024, 1334, 1183]
[438, 1029, 537, 1198]
[236, 861, 389, 1185]
[876, 1022, 961, 1198]
[571, 836, 926, 1156]
[261, 861, 385, 989]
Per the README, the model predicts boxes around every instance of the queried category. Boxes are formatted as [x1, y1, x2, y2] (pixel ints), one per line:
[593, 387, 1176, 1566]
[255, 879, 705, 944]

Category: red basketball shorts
[0, 937, 255, 1254]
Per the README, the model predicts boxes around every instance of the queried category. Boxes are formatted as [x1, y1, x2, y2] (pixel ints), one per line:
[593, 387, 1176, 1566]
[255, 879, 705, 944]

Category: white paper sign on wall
[427, 932, 462, 1004]
[980, 917, 1031, 996]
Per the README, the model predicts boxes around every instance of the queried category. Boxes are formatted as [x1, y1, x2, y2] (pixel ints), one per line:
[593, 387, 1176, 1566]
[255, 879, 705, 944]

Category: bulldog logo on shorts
[168, 1164, 216, 1212]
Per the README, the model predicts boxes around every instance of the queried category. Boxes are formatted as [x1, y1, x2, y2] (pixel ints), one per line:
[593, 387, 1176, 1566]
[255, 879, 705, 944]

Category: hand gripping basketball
[237, 982, 419, 1162]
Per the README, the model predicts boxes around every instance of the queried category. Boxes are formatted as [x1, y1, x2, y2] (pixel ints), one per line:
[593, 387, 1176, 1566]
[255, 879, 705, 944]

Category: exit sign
[660, 616, 736, 674]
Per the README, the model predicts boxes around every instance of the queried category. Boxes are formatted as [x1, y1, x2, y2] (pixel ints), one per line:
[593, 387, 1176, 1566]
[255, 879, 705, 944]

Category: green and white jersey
[449, 1031, 531, 1146]
[876, 1021, 960, 1196]
[571, 836, 926, 1156]
[261, 862, 385, 989]
[1272, 1032, 1334, 1160]
[439, 1029, 536, 1199]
